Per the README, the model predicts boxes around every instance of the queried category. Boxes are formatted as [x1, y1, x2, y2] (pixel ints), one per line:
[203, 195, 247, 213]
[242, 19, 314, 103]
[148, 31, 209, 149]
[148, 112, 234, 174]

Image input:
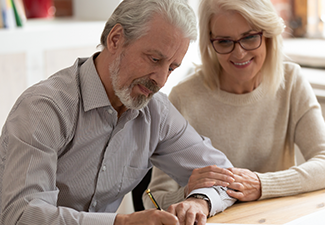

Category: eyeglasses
[210, 32, 263, 54]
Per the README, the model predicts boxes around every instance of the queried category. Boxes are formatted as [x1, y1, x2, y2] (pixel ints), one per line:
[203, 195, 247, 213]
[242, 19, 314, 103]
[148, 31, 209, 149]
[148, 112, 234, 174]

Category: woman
[142, 0, 325, 210]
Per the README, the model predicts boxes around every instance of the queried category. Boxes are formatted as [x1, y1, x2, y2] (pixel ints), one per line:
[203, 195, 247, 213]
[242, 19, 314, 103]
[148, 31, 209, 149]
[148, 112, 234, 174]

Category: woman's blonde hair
[198, 0, 286, 95]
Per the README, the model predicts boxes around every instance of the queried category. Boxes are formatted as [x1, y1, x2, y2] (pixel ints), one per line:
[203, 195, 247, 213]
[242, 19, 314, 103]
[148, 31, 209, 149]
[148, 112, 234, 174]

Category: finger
[213, 179, 232, 187]
[184, 210, 196, 225]
[169, 204, 187, 224]
[192, 180, 215, 188]
[219, 167, 235, 177]
[195, 170, 235, 184]
[227, 189, 259, 202]
[228, 167, 249, 176]
[189, 176, 233, 191]
[141, 209, 180, 225]
[159, 211, 180, 225]
[227, 181, 244, 191]
[196, 177, 233, 187]
[195, 165, 234, 177]
[227, 189, 245, 200]
[227, 167, 240, 175]
[189, 174, 234, 186]
[194, 212, 207, 225]
[167, 204, 177, 216]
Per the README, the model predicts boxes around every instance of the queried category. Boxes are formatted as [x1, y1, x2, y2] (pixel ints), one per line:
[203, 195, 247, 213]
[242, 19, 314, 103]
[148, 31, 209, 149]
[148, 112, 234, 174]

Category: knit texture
[143, 62, 325, 209]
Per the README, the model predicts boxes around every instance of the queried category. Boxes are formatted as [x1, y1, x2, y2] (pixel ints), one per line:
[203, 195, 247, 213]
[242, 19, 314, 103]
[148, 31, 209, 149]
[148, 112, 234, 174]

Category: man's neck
[94, 50, 128, 118]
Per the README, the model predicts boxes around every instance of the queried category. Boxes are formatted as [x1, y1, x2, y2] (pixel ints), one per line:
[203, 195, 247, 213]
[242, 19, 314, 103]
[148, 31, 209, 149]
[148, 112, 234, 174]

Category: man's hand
[184, 165, 235, 196]
[226, 167, 261, 201]
[114, 209, 179, 225]
[167, 197, 209, 225]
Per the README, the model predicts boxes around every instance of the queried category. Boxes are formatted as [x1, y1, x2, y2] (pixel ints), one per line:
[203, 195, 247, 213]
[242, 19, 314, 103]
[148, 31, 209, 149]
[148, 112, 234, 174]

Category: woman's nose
[232, 42, 247, 58]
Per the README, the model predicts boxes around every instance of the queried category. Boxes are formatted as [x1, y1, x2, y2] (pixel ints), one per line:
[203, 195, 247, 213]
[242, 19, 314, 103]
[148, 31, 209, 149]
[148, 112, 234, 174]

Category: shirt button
[92, 201, 97, 207]
[102, 165, 107, 172]
[108, 109, 113, 114]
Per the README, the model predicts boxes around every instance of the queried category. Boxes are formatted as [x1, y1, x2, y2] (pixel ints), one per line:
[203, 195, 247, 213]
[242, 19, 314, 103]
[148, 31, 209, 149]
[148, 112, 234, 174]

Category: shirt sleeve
[149, 98, 235, 216]
[187, 187, 236, 217]
[143, 167, 236, 216]
[0, 94, 116, 225]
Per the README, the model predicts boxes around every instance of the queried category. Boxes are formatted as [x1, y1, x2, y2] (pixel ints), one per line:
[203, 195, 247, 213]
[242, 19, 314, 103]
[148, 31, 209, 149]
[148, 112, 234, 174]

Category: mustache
[133, 77, 160, 94]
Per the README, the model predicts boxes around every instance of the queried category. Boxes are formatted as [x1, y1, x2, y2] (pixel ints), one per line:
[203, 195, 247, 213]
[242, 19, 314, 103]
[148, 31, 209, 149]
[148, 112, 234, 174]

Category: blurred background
[0, 0, 324, 214]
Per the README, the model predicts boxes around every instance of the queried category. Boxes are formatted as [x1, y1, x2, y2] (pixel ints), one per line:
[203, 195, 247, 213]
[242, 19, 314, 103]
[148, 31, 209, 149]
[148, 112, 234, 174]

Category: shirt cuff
[81, 212, 117, 225]
[187, 186, 236, 217]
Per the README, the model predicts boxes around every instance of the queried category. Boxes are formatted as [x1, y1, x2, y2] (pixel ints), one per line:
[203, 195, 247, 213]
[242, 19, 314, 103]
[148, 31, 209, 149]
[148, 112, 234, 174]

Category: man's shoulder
[149, 92, 170, 109]
[141, 92, 172, 122]
[17, 59, 82, 114]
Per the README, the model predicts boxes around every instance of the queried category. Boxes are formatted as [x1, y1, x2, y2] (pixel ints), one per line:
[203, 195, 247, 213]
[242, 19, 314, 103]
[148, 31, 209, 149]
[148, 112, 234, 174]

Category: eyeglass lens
[212, 33, 262, 54]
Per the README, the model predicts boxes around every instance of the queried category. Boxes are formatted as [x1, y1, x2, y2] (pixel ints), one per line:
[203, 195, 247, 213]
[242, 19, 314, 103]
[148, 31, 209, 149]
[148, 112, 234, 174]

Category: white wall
[73, 0, 122, 21]
[0, 19, 105, 130]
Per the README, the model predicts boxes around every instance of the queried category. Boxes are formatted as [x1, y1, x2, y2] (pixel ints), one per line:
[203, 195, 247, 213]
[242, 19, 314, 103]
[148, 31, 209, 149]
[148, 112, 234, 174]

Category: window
[306, 0, 325, 38]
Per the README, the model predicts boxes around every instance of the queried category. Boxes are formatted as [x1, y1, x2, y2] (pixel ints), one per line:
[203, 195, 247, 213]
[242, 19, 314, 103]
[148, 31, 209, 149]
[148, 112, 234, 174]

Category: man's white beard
[109, 52, 160, 110]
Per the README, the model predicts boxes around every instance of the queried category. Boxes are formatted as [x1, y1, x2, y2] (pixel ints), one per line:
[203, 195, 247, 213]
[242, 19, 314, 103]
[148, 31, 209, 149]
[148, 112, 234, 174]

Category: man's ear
[106, 24, 125, 53]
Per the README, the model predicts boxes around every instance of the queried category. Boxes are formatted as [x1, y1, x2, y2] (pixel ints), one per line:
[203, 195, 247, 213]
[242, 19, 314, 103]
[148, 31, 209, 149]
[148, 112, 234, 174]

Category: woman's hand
[184, 165, 235, 196]
[226, 167, 261, 201]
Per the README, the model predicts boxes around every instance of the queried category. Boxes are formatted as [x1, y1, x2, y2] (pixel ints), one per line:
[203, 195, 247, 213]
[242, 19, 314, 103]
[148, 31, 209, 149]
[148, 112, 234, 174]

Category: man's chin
[122, 95, 150, 110]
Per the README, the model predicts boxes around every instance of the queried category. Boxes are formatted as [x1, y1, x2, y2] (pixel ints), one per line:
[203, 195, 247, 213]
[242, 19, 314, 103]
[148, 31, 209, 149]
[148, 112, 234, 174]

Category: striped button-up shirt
[0, 54, 234, 225]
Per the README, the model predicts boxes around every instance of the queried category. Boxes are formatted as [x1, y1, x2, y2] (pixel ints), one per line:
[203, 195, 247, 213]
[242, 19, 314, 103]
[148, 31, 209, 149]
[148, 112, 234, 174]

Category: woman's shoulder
[283, 61, 307, 85]
[282, 61, 315, 97]
[283, 61, 301, 74]
[283, 61, 310, 78]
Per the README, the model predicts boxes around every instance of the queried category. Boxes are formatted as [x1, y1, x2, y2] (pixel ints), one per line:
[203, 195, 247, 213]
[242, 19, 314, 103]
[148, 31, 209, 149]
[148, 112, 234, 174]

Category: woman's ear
[106, 24, 125, 53]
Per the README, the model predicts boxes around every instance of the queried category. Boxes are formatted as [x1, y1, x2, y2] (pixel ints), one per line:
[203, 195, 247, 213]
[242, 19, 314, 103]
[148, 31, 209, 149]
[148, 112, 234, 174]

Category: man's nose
[149, 68, 170, 89]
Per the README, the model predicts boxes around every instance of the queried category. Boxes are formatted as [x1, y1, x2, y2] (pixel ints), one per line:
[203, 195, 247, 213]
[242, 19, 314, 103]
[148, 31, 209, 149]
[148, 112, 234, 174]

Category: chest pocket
[116, 165, 150, 197]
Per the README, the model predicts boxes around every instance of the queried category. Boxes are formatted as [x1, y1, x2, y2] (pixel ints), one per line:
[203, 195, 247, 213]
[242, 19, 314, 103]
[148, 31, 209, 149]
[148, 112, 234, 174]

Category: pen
[146, 189, 162, 210]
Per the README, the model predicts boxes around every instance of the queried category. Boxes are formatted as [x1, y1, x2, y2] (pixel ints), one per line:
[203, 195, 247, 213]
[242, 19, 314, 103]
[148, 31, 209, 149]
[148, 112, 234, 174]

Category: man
[0, 0, 235, 224]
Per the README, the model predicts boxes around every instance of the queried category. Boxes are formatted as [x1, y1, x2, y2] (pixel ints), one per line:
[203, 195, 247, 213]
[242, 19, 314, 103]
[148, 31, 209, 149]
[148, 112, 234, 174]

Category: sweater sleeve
[256, 64, 325, 199]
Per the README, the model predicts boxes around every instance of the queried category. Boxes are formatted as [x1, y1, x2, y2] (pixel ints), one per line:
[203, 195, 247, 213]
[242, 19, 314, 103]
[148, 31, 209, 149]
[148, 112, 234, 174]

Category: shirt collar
[79, 52, 111, 112]
[78, 53, 146, 116]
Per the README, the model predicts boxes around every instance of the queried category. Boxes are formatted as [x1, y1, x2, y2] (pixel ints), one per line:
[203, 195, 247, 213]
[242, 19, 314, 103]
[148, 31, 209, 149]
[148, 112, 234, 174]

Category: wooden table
[207, 189, 325, 224]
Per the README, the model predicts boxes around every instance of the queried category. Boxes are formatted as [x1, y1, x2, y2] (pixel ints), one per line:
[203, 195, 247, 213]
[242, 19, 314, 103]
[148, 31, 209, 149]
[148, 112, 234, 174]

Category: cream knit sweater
[143, 62, 325, 210]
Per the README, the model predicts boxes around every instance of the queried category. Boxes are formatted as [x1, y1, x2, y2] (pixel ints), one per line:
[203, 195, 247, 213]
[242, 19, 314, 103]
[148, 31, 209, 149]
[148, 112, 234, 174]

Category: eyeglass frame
[210, 31, 263, 54]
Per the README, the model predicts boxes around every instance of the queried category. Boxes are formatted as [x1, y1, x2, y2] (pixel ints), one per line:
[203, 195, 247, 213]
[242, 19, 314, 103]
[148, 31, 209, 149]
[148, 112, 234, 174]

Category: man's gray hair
[100, 0, 197, 48]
